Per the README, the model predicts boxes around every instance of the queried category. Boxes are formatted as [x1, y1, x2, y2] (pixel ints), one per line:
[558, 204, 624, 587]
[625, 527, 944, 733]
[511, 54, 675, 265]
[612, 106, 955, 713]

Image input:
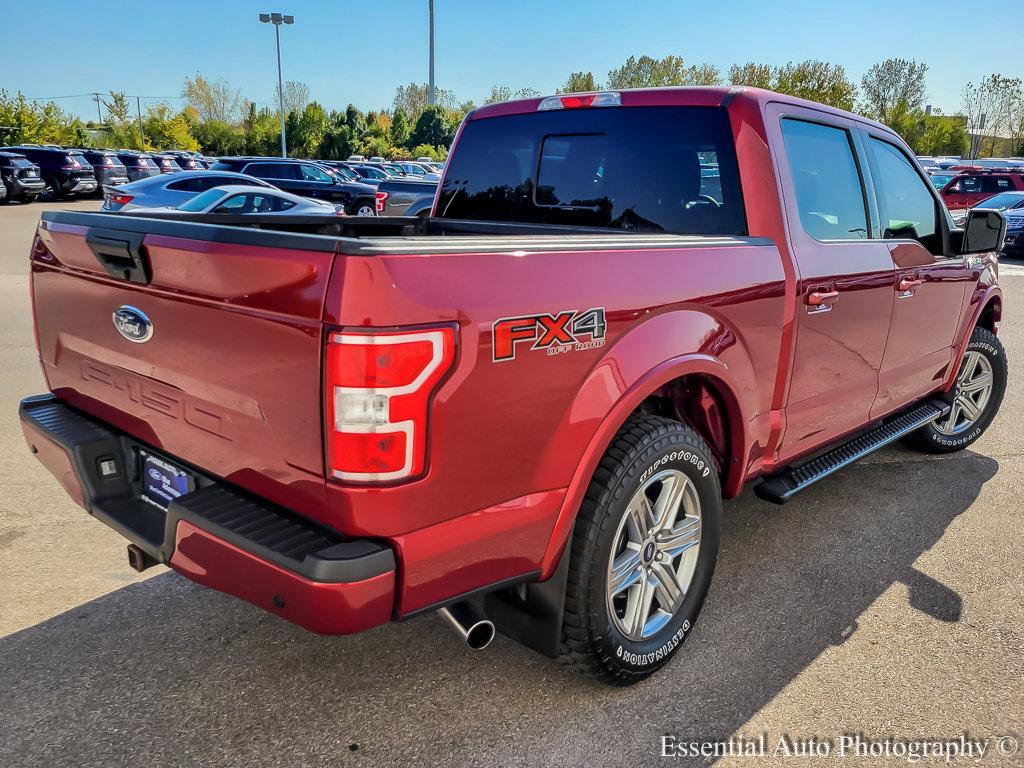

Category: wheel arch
[944, 285, 1002, 391]
[538, 352, 750, 578]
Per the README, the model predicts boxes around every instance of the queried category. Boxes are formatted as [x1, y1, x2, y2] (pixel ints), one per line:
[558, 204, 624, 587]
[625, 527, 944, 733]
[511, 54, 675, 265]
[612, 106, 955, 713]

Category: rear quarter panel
[324, 240, 786, 610]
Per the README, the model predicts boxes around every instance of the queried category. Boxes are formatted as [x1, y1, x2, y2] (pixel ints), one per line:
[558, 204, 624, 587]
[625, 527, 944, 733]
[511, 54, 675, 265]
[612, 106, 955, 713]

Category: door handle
[805, 289, 839, 314]
[897, 274, 922, 297]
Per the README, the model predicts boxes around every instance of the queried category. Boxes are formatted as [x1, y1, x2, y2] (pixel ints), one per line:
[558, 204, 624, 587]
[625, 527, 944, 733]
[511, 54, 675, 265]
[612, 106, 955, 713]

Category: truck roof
[468, 86, 893, 135]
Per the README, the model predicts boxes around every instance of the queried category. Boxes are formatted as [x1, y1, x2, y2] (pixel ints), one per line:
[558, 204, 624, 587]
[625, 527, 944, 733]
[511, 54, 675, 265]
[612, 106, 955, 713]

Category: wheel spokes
[658, 516, 701, 558]
[956, 394, 982, 422]
[652, 473, 687, 531]
[961, 371, 992, 394]
[651, 560, 684, 609]
[609, 547, 642, 596]
[626, 495, 656, 539]
[625, 572, 656, 638]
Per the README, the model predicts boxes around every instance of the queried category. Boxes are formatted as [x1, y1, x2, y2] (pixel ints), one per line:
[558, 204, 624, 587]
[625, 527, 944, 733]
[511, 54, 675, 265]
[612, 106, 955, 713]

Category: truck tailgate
[32, 212, 339, 526]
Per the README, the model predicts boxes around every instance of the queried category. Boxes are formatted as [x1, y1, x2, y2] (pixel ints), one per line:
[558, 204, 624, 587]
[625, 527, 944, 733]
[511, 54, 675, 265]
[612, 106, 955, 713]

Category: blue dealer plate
[140, 451, 194, 510]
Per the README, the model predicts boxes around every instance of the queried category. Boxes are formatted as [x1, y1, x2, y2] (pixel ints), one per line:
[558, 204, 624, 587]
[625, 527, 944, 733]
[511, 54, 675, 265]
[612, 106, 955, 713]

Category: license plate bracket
[139, 450, 195, 511]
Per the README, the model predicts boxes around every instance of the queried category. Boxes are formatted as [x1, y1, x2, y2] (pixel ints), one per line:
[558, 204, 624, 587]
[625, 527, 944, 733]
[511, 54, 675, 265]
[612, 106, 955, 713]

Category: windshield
[11, 157, 33, 168]
[437, 105, 746, 234]
[978, 192, 1024, 210]
[177, 188, 228, 212]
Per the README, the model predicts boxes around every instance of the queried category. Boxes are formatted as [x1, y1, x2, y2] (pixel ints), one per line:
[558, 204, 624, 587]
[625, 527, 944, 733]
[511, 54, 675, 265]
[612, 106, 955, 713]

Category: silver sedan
[102, 170, 276, 212]
[144, 185, 345, 216]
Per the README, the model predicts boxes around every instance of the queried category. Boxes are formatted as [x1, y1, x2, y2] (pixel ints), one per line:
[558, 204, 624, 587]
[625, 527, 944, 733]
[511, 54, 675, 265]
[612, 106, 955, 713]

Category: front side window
[867, 137, 939, 250]
[438, 105, 746, 234]
[780, 118, 868, 241]
[300, 164, 332, 182]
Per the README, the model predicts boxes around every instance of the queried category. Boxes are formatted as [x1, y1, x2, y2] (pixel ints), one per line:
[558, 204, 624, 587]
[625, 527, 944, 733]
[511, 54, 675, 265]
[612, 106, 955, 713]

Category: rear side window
[437, 106, 745, 234]
[867, 137, 939, 250]
[168, 176, 235, 192]
[780, 119, 868, 241]
[982, 176, 1012, 192]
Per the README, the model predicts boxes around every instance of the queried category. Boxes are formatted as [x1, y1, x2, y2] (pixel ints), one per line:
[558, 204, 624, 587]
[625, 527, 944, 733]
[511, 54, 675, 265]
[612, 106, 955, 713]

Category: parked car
[150, 153, 183, 173]
[1002, 211, 1024, 257]
[940, 171, 1024, 210]
[209, 157, 378, 215]
[347, 154, 366, 162]
[390, 161, 441, 182]
[0, 150, 46, 203]
[367, 156, 386, 164]
[163, 151, 207, 172]
[22, 87, 1007, 685]
[133, 185, 345, 216]
[928, 170, 957, 190]
[319, 161, 366, 183]
[0, 145, 97, 199]
[348, 164, 394, 182]
[101, 169, 276, 211]
[114, 151, 162, 182]
[374, 177, 437, 216]
[79, 149, 130, 195]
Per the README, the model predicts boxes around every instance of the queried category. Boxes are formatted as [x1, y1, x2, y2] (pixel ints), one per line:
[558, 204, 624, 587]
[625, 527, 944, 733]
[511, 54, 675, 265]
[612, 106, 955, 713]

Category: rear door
[860, 133, 969, 417]
[767, 105, 895, 462]
[32, 212, 339, 526]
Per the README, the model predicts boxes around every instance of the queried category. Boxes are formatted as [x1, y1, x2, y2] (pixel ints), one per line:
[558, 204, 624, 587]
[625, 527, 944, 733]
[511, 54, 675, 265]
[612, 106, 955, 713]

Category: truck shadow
[0, 450, 998, 768]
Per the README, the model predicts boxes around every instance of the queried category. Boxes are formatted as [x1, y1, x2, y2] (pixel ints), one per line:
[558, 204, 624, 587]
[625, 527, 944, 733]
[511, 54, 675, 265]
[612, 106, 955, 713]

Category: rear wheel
[560, 414, 722, 685]
[905, 326, 1007, 453]
[352, 200, 376, 217]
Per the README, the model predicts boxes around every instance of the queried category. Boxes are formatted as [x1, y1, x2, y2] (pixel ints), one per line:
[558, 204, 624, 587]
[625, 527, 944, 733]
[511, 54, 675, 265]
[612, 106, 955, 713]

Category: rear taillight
[375, 191, 389, 212]
[537, 91, 621, 110]
[107, 193, 133, 205]
[325, 327, 456, 483]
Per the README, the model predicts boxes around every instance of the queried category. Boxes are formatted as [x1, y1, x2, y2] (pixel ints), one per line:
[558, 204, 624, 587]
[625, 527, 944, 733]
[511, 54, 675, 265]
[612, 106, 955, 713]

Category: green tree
[484, 86, 541, 104]
[728, 63, 773, 89]
[390, 108, 411, 147]
[279, 80, 310, 117]
[243, 105, 281, 156]
[773, 60, 857, 111]
[408, 143, 446, 161]
[393, 82, 460, 120]
[319, 110, 358, 159]
[195, 119, 244, 155]
[607, 55, 688, 88]
[142, 103, 199, 151]
[559, 71, 600, 93]
[859, 59, 928, 124]
[407, 105, 456, 149]
[345, 104, 368, 138]
[182, 74, 243, 123]
[290, 101, 329, 157]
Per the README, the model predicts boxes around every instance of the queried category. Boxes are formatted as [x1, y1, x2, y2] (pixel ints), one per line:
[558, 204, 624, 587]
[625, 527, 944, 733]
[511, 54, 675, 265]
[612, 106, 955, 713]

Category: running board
[753, 399, 951, 504]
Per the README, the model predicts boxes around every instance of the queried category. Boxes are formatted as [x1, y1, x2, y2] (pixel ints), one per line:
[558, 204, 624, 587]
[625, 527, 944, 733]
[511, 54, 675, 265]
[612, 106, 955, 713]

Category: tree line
[2, 58, 1022, 160]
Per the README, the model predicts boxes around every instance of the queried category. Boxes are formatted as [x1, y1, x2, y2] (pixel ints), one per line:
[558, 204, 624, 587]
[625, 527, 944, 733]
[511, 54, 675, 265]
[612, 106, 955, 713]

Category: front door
[861, 135, 970, 417]
[768, 107, 895, 463]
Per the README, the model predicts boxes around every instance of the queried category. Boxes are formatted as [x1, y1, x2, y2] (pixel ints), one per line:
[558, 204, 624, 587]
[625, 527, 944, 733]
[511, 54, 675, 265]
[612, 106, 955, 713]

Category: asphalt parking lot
[1, 200, 1022, 768]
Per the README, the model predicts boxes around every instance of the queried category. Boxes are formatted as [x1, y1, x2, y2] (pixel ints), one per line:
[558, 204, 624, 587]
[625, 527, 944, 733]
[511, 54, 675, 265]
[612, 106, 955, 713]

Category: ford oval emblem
[112, 305, 153, 343]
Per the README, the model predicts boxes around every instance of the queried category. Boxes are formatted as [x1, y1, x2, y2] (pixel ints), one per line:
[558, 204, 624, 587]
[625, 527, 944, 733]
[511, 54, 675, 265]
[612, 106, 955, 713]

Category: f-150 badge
[492, 307, 606, 362]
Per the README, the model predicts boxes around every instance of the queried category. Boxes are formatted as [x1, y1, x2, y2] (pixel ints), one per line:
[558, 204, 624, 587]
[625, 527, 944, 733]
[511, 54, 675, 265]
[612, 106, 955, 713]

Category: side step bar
[754, 399, 951, 504]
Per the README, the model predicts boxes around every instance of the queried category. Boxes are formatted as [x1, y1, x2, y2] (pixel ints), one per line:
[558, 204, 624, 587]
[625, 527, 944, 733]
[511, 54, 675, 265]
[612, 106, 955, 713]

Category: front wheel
[560, 414, 722, 685]
[905, 326, 1007, 454]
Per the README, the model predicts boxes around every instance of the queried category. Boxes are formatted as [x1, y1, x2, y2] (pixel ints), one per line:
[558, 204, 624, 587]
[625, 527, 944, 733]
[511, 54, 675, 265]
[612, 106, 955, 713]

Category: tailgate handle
[86, 229, 151, 284]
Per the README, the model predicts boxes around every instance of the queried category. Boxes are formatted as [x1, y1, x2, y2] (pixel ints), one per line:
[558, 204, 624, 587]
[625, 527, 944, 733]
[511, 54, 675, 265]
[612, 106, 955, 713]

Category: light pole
[428, 0, 435, 106]
[259, 12, 294, 158]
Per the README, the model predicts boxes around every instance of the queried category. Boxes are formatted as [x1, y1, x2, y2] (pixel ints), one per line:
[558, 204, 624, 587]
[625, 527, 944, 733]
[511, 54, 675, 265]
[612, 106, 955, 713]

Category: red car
[940, 169, 1024, 209]
[20, 87, 1007, 685]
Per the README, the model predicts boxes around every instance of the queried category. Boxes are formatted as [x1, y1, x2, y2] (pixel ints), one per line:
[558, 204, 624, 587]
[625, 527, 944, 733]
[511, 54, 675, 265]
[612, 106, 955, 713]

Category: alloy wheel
[606, 469, 702, 641]
[935, 350, 994, 435]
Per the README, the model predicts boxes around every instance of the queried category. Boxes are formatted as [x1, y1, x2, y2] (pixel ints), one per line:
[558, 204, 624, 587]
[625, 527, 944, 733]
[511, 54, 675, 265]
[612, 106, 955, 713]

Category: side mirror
[960, 208, 1006, 255]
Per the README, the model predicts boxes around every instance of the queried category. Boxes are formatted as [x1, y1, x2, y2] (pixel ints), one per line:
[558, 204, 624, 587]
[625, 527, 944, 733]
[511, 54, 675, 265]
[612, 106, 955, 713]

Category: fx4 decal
[492, 307, 607, 362]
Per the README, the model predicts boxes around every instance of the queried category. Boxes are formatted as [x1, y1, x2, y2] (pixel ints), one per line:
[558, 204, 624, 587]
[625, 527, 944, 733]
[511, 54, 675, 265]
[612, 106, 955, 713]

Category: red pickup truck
[20, 87, 1008, 685]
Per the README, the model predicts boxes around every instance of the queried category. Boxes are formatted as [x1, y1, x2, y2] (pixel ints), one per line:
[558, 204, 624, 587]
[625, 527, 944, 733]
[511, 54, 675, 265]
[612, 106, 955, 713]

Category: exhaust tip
[439, 602, 496, 651]
[465, 619, 496, 650]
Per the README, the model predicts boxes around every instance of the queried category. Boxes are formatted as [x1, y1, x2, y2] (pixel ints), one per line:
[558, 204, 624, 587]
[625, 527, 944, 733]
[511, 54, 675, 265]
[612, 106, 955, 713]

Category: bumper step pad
[20, 395, 393, 583]
[753, 399, 951, 504]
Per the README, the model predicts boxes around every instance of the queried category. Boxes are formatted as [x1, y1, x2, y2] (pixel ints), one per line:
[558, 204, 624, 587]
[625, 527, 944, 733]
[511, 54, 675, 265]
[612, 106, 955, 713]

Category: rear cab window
[437, 106, 746, 235]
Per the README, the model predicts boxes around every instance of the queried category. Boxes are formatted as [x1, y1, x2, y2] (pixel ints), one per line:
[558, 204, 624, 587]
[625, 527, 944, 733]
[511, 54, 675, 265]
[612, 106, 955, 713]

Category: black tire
[44, 178, 61, 201]
[19, 195, 39, 204]
[560, 414, 722, 685]
[351, 198, 377, 217]
[904, 326, 1007, 454]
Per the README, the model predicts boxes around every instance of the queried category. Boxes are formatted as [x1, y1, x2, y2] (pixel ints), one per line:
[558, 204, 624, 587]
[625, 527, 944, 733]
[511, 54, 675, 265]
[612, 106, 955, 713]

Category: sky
[2, 0, 1020, 121]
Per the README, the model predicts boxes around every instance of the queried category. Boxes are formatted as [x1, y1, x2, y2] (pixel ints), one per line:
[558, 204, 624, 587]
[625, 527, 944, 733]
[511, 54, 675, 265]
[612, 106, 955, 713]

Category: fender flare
[538, 353, 747, 577]
[943, 285, 1002, 391]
